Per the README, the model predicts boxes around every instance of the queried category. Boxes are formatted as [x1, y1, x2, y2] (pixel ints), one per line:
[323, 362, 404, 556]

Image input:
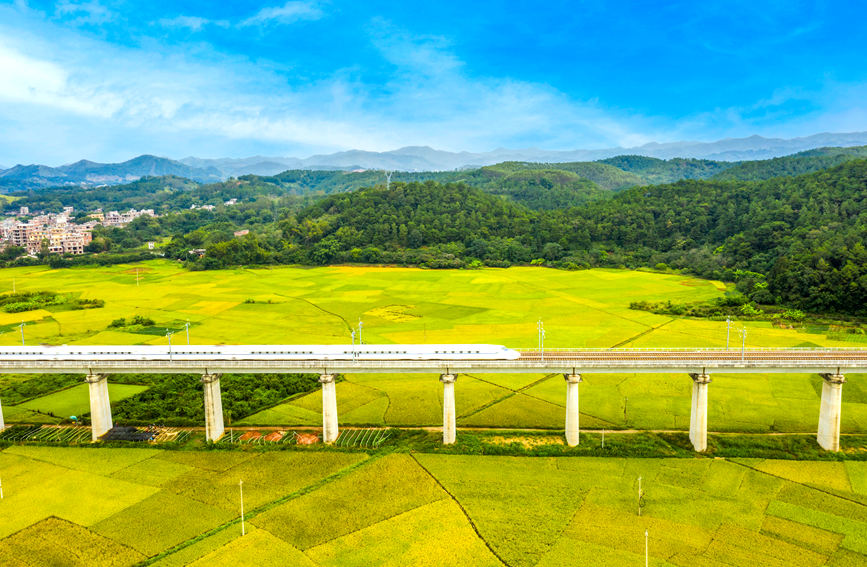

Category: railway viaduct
[0, 348, 865, 452]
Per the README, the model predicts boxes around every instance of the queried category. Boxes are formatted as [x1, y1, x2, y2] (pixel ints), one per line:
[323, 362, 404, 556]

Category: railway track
[518, 350, 867, 363]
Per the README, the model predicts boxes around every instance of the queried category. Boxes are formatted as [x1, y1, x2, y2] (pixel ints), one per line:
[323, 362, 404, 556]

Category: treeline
[110, 373, 320, 425]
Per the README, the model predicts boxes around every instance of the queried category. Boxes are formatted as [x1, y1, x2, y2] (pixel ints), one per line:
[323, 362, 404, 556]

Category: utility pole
[239, 480, 246, 536]
[384, 171, 394, 190]
[638, 476, 643, 516]
[739, 327, 747, 362]
[725, 318, 731, 350]
[166, 330, 174, 361]
[645, 529, 649, 567]
[18, 322, 25, 346]
[537, 319, 545, 362]
[185, 321, 190, 345]
[358, 319, 364, 344]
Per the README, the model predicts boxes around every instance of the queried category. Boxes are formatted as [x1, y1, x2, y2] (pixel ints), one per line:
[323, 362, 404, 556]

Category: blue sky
[1, 0, 866, 164]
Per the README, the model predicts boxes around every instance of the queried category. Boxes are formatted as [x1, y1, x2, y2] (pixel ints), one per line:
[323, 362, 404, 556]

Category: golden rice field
[0, 445, 866, 566]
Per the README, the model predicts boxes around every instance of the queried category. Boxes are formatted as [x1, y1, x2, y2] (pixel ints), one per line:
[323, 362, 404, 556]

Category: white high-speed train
[0, 344, 521, 361]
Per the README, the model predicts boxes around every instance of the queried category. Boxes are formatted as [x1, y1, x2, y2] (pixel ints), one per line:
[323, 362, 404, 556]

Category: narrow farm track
[273, 292, 354, 333]
[608, 318, 675, 348]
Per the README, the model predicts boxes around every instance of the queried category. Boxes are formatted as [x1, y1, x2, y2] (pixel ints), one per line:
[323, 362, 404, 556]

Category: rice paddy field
[0, 260, 864, 434]
[1, 262, 867, 565]
[0, 445, 865, 566]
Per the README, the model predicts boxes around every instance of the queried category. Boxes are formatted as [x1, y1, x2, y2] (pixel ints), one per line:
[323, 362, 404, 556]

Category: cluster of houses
[0, 205, 155, 256]
[0, 197, 239, 258]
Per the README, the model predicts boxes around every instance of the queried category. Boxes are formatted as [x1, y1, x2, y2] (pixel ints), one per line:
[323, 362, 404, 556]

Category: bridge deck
[0, 349, 865, 374]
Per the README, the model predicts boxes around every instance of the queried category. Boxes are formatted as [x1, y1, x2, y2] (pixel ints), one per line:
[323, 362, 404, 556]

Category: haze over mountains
[4, 131, 867, 190]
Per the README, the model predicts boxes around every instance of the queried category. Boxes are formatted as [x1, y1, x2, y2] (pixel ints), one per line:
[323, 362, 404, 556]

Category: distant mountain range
[0, 155, 223, 190]
[4, 131, 867, 190]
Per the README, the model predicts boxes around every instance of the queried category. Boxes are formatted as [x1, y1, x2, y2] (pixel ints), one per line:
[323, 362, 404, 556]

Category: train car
[0, 344, 520, 361]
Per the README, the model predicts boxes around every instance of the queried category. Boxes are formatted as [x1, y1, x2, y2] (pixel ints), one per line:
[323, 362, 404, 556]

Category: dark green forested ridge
[597, 155, 733, 184]
[710, 145, 867, 181]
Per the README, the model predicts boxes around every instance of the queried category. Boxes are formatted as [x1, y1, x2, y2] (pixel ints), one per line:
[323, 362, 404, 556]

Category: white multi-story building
[1, 209, 93, 255]
[103, 208, 156, 228]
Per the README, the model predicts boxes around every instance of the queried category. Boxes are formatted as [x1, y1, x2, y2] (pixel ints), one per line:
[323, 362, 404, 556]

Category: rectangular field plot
[306, 499, 502, 567]
[4, 445, 161, 474]
[0, 451, 158, 539]
[252, 454, 445, 550]
[92, 491, 235, 557]
[414, 454, 590, 567]
[0, 517, 145, 567]
[188, 528, 316, 567]
[173, 451, 367, 512]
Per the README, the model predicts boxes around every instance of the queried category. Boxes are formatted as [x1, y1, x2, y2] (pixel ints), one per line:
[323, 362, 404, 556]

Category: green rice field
[0, 261, 862, 434]
[0, 445, 866, 566]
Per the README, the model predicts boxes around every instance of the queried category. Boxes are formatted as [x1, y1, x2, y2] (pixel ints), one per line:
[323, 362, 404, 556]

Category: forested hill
[156, 160, 867, 314]
[710, 145, 867, 181]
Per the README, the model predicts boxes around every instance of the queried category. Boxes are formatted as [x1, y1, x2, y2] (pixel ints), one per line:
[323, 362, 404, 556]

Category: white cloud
[240, 1, 324, 27]
[0, 15, 666, 164]
[55, 0, 114, 25]
[0, 42, 123, 117]
[158, 15, 229, 31]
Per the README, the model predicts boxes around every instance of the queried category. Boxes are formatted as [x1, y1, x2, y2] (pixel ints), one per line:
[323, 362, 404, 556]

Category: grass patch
[5, 383, 148, 423]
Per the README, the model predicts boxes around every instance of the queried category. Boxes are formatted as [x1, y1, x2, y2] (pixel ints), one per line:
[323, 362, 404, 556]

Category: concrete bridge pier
[818, 373, 845, 451]
[320, 374, 338, 443]
[441, 374, 457, 444]
[86, 373, 112, 441]
[564, 374, 582, 446]
[688, 373, 711, 452]
[202, 373, 225, 442]
[0, 395, 5, 430]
